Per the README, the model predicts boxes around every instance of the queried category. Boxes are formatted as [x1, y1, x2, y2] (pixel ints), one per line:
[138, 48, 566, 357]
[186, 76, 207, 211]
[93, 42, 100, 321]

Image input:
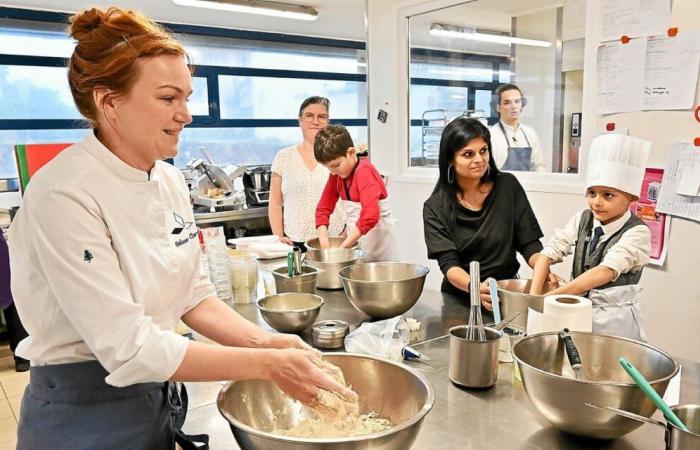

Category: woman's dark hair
[432, 118, 499, 219]
[298, 96, 330, 117]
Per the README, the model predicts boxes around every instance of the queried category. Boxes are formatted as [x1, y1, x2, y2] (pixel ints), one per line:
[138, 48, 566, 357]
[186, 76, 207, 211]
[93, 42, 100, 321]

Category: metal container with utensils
[305, 236, 358, 251]
[217, 353, 434, 450]
[256, 293, 323, 333]
[338, 262, 429, 319]
[311, 320, 349, 349]
[304, 248, 365, 289]
[449, 326, 502, 388]
[512, 331, 679, 439]
[589, 404, 700, 450]
[270, 266, 318, 294]
[496, 279, 558, 331]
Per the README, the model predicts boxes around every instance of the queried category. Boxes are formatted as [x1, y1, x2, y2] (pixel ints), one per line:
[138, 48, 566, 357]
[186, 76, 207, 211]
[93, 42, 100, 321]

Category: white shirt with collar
[489, 120, 547, 172]
[541, 208, 651, 280]
[9, 131, 216, 387]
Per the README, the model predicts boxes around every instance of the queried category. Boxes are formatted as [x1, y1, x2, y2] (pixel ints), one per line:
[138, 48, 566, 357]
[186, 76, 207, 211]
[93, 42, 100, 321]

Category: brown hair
[67, 7, 191, 127]
[314, 125, 354, 163]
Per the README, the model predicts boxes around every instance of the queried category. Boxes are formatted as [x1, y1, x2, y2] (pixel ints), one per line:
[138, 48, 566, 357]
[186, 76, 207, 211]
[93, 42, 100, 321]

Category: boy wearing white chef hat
[529, 133, 652, 341]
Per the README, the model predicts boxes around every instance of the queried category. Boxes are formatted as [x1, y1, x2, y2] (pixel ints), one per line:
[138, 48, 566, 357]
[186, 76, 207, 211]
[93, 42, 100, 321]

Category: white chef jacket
[9, 131, 216, 387]
[541, 209, 651, 280]
[489, 121, 547, 172]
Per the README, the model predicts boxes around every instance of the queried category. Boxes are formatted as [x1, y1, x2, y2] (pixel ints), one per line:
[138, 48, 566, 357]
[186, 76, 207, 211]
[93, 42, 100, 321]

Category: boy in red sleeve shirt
[314, 125, 399, 262]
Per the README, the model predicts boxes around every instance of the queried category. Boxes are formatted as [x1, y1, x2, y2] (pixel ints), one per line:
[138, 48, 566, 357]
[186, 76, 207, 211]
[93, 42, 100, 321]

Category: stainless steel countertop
[194, 205, 268, 224]
[182, 277, 700, 449]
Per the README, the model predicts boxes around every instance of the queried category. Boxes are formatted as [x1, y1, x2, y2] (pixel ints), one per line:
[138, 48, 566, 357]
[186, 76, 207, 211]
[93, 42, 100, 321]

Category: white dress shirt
[489, 120, 547, 172]
[541, 208, 651, 280]
[9, 131, 215, 387]
[271, 145, 345, 242]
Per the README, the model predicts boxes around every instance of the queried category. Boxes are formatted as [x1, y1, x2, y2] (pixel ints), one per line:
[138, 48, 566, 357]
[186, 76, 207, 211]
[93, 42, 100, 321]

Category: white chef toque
[586, 134, 651, 197]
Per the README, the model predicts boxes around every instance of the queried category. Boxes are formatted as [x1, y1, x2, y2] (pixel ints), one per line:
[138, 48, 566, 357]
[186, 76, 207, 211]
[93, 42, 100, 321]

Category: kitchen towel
[526, 295, 593, 334]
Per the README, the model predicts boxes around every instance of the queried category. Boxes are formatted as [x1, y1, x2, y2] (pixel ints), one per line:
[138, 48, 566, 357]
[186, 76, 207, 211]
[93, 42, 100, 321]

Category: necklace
[457, 185, 492, 209]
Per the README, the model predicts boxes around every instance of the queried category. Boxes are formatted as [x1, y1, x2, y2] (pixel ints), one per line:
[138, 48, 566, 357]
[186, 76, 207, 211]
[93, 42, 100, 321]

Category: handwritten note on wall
[602, 0, 670, 42]
[597, 38, 647, 114]
[643, 31, 700, 110]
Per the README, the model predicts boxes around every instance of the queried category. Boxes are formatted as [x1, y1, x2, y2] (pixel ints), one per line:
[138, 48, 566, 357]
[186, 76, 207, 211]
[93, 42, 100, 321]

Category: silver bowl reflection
[305, 248, 366, 290]
[338, 263, 429, 319]
[257, 293, 323, 333]
[496, 279, 557, 330]
[305, 236, 358, 251]
[217, 353, 435, 450]
[513, 331, 678, 439]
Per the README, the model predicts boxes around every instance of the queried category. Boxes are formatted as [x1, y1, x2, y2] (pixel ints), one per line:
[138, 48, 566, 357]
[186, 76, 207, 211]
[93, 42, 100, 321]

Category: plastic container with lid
[311, 320, 349, 349]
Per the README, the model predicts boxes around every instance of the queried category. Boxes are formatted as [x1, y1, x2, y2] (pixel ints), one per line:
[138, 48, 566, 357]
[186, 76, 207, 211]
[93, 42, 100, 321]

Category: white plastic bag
[344, 316, 410, 361]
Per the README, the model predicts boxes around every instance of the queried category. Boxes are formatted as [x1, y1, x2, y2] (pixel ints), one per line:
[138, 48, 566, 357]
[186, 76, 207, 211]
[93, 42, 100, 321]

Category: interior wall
[368, 0, 700, 362]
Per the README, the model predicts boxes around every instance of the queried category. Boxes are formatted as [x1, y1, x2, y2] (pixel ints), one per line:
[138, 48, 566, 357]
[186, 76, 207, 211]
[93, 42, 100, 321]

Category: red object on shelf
[667, 27, 678, 37]
[621, 35, 631, 44]
[694, 137, 700, 147]
[606, 123, 616, 132]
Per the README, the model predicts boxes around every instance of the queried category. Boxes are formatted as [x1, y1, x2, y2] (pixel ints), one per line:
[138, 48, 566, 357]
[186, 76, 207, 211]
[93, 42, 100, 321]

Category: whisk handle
[469, 261, 480, 306]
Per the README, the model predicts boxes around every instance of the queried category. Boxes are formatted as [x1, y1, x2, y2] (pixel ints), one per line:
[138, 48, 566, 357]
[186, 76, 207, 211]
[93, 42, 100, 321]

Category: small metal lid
[312, 320, 349, 339]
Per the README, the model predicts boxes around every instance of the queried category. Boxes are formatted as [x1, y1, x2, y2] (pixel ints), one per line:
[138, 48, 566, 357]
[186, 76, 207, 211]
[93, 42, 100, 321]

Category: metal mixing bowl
[217, 353, 435, 450]
[337, 262, 429, 319]
[257, 293, 324, 333]
[305, 248, 366, 289]
[305, 236, 358, 251]
[513, 331, 679, 439]
[496, 279, 558, 330]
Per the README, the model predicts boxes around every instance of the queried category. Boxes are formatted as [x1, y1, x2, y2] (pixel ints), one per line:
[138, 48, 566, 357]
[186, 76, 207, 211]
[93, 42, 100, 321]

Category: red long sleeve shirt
[315, 158, 387, 235]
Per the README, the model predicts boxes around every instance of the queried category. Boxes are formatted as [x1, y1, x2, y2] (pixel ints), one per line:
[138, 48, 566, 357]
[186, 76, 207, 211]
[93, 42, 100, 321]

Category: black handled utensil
[559, 328, 584, 381]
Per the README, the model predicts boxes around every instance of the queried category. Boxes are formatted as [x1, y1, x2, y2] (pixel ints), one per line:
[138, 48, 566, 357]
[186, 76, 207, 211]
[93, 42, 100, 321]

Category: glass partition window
[407, 0, 581, 174]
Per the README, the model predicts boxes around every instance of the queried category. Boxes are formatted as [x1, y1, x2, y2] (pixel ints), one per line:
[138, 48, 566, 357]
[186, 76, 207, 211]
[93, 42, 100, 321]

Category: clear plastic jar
[228, 252, 258, 304]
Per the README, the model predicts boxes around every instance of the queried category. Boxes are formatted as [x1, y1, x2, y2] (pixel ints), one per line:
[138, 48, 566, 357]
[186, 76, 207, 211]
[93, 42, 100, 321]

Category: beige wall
[368, 0, 700, 362]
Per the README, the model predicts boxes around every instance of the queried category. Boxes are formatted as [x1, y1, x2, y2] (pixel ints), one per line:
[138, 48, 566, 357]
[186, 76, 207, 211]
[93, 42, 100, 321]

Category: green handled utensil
[619, 357, 689, 432]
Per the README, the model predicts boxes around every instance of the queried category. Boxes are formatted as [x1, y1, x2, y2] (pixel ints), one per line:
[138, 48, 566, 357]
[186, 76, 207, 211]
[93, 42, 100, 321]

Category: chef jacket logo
[171, 212, 194, 235]
[83, 249, 94, 263]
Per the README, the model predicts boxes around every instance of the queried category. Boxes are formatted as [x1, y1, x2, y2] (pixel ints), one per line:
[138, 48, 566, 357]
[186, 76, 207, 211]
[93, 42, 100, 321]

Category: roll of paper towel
[526, 295, 593, 335]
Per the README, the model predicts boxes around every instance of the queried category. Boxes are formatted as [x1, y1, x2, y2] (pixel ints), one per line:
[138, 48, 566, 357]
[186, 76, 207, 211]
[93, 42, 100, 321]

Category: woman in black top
[423, 118, 548, 309]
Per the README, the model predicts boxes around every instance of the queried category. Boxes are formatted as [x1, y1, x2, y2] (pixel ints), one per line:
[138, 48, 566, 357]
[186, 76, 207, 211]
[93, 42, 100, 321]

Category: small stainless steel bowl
[257, 293, 323, 333]
[312, 320, 349, 349]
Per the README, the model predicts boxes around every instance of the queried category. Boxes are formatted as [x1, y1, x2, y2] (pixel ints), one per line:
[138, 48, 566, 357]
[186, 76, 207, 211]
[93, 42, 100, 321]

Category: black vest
[572, 210, 646, 291]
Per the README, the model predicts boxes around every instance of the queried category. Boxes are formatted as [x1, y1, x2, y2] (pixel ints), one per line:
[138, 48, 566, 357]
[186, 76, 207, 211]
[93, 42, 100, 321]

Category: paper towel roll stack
[526, 295, 592, 335]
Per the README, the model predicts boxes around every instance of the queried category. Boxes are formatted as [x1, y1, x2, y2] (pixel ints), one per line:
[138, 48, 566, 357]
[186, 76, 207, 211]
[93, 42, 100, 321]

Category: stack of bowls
[338, 262, 429, 319]
[256, 292, 323, 333]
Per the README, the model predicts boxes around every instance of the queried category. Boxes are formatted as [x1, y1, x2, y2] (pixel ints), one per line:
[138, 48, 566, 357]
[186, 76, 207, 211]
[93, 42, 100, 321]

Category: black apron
[498, 122, 532, 172]
[17, 361, 209, 450]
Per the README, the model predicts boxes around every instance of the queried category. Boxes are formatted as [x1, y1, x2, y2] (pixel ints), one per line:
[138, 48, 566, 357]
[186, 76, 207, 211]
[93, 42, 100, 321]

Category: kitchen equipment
[228, 252, 258, 304]
[292, 247, 305, 276]
[304, 248, 366, 289]
[466, 261, 486, 341]
[449, 326, 502, 388]
[242, 165, 272, 206]
[587, 403, 700, 450]
[305, 236, 359, 251]
[182, 157, 247, 212]
[0, 177, 19, 192]
[338, 262, 429, 319]
[256, 293, 323, 333]
[496, 279, 558, 331]
[489, 278, 501, 323]
[217, 353, 435, 450]
[270, 266, 318, 294]
[512, 331, 679, 439]
[311, 320, 349, 349]
[619, 357, 689, 431]
[559, 328, 584, 381]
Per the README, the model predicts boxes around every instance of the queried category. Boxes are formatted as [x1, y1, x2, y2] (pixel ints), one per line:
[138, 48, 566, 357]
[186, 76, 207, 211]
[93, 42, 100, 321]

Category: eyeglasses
[301, 112, 329, 123]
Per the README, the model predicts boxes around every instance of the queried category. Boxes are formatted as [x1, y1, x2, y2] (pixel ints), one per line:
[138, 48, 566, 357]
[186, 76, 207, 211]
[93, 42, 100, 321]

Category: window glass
[219, 76, 366, 119]
[0, 129, 91, 178]
[0, 66, 80, 120]
[475, 89, 493, 118]
[411, 59, 494, 82]
[189, 77, 209, 116]
[0, 20, 74, 57]
[410, 85, 470, 120]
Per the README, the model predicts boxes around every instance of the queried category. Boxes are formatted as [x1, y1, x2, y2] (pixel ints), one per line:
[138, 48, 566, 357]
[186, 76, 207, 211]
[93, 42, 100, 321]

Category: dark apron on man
[17, 361, 209, 450]
[498, 121, 532, 171]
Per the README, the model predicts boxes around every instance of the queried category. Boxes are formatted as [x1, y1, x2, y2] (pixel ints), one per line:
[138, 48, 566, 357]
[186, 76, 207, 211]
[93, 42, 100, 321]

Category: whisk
[467, 261, 486, 341]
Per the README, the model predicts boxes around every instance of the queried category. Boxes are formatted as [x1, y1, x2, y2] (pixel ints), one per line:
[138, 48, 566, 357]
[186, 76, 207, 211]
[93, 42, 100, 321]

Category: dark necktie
[588, 226, 604, 256]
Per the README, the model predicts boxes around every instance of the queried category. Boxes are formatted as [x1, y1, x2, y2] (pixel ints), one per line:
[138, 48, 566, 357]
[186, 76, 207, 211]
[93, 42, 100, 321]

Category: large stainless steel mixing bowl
[513, 331, 679, 439]
[305, 248, 366, 290]
[257, 293, 323, 333]
[305, 236, 358, 251]
[337, 262, 429, 319]
[496, 279, 557, 330]
[217, 353, 435, 450]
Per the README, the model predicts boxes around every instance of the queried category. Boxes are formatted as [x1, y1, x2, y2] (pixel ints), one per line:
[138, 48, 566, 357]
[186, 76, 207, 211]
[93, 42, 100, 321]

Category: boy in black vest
[530, 134, 652, 341]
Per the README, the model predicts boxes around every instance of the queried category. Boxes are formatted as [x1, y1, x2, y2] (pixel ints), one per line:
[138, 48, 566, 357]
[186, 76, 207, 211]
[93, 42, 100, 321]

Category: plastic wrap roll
[526, 295, 592, 335]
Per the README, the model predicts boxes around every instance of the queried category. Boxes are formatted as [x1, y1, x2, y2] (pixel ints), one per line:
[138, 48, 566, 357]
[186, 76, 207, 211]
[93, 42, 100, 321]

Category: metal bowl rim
[338, 262, 430, 284]
[449, 325, 503, 343]
[512, 330, 680, 386]
[216, 352, 436, 444]
[668, 404, 700, 436]
[256, 293, 324, 313]
[305, 249, 367, 265]
[304, 236, 358, 250]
